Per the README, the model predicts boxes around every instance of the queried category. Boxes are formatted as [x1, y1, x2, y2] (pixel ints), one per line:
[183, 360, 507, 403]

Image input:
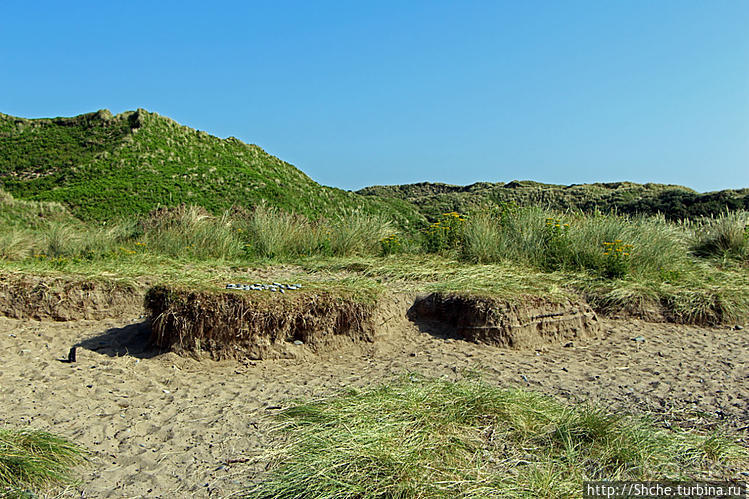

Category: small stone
[293, 340, 303, 345]
[632, 336, 645, 343]
[734, 325, 744, 330]
[563, 341, 574, 348]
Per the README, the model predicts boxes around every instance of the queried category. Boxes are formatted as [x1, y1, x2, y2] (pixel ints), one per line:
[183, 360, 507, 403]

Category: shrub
[421, 212, 467, 253]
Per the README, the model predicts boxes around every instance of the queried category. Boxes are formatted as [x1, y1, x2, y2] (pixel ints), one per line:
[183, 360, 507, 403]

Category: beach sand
[1, 312, 746, 497]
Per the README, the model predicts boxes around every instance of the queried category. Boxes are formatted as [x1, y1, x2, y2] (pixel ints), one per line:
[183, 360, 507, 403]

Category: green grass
[1, 193, 747, 323]
[691, 211, 749, 262]
[358, 180, 749, 221]
[0, 110, 424, 227]
[0, 428, 87, 498]
[246, 374, 747, 498]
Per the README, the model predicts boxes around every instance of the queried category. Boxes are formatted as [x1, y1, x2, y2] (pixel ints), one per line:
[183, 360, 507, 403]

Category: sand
[1, 309, 747, 497]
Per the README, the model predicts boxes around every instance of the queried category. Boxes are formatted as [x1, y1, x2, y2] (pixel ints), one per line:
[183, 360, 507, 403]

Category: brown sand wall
[145, 287, 603, 360]
[408, 292, 601, 348]
[145, 286, 376, 360]
[0, 274, 143, 321]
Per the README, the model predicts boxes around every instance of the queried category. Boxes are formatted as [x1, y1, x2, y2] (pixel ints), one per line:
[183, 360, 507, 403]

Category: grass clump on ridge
[247, 374, 746, 498]
[0, 428, 87, 498]
[691, 211, 749, 262]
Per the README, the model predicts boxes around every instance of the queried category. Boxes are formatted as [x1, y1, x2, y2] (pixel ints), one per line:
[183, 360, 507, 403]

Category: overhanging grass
[247, 375, 747, 499]
[2, 251, 747, 324]
[0, 428, 87, 497]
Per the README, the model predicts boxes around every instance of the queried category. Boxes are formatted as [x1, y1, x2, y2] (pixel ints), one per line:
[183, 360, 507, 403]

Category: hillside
[358, 180, 749, 220]
[0, 109, 423, 226]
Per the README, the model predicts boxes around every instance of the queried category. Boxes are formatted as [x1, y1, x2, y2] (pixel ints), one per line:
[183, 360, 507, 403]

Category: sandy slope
[1, 313, 747, 498]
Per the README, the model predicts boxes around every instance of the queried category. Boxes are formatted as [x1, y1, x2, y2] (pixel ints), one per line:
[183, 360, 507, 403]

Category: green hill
[2, 109, 746, 226]
[358, 180, 749, 220]
[0, 109, 423, 226]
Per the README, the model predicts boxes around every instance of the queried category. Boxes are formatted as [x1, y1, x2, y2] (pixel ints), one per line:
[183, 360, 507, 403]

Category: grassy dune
[0, 110, 423, 226]
[1, 190, 746, 324]
[1, 109, 747, 496]
[359, 180, 749, 221]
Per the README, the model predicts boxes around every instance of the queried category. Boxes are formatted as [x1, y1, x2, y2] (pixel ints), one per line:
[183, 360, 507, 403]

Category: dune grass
[0, 428, 87, 498]
[0, 195, 747, 324]
[246, 374, 746, 498]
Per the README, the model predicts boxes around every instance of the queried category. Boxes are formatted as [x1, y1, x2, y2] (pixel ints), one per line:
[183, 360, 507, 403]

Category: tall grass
[0, 428, 87, 497]
[1, 199, 747, 323]
[328, 209, 393, 256]
[691, 211, 749, 261]
[236, 205, 394, 258]
[140, 205, 243, 260]
[462, 207, 691, 278]
[236, 204, 328, 258]
[247, 375, 745, 498]
[0, 229, 33, 260]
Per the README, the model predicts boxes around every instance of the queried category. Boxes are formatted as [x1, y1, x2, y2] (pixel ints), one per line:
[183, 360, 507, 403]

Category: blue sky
[2, 1, 747, 191]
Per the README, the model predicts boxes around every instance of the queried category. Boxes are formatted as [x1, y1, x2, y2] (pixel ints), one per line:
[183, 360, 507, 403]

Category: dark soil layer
[409, 292, 601, 348]
[145, 286, 376, 360]
[0, 274, 143, 321]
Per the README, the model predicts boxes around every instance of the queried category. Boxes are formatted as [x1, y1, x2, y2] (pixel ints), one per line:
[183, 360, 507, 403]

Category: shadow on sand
[77, 320, 163, 359]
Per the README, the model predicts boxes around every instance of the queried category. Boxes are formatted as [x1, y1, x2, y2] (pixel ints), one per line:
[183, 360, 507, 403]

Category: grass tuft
[0, 428, 87, 497]
[246, 375, 746, 498]
[691, 211, 749, 262]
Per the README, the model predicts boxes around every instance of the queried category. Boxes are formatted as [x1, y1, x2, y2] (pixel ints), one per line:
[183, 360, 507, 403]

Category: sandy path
[1, 314, 747, 497]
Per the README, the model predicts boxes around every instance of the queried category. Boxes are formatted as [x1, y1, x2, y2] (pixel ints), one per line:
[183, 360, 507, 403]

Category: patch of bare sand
[0, 312, 746, 497]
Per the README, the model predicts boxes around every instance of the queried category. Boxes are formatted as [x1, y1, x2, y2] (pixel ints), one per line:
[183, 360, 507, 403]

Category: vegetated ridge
[358, 180, 749, 220]
[2, 108, 747, 224]
[0, 109, 423, 226]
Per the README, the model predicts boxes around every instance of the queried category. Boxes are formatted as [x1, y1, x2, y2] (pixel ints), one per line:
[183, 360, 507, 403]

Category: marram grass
[0, 428, 87, 497]
[246, 375, 747, 499]
[1, 192, 748, 324]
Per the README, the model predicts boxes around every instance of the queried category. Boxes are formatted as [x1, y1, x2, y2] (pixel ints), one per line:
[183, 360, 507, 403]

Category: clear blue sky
[2, 1, 747, 192]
